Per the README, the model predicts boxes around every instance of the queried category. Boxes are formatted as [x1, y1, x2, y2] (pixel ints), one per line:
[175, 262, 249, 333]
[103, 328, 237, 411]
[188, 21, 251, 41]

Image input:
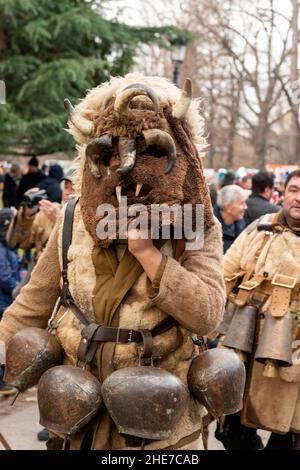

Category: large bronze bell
[4, 327, 62, 392]
[223, 305, 257, 354]
[218, 300, 237, 335]
[187, 348, 245, 418]
[102, 366, 189, 441]
[254, 312, 294, 376]
[38, 365, 102, 436]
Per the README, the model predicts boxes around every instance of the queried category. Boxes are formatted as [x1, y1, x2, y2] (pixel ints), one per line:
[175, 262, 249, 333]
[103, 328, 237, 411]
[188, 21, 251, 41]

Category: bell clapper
[0, 432, 12, 450]
[10, 389, 20, 406]
[234, 349, 247, 363]
[62, 436, 68, 451]
[217, 415, 225, 434]
[262, 360, 279, 378]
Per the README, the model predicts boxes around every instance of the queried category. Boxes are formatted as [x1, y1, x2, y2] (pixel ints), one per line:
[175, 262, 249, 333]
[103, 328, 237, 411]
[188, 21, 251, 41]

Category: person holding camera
[7, 166, 76, 259]
[7, 188, 59, 259]
[17, 157, 45, 207]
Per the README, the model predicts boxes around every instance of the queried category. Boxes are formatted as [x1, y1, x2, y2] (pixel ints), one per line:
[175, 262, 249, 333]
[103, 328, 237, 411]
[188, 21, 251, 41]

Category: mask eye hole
[100, 139, 118, 167]
[146, 145, 167, 159]
[101, 149, 113, 167]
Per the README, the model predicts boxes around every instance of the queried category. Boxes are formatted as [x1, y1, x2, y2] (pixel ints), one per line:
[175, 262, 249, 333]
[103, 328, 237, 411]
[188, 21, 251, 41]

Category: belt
[77, 316, 177, 364]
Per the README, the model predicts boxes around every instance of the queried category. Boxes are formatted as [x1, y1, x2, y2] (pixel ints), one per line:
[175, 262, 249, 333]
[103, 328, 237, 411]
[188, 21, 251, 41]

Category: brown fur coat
[0, 209, 225, 449]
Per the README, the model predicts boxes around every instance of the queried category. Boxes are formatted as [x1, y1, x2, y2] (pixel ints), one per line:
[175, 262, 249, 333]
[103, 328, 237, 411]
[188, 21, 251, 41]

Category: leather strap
[60, 197, 79, 307]
[68, 300, 90, 327]
[269, 274, 297, 317]
[234, 233, 270, 306]
[235, 273, 266, 307]
[77, 316, 176, 363]
[225, 270, 246, 297]
[138, 329, 153, 359]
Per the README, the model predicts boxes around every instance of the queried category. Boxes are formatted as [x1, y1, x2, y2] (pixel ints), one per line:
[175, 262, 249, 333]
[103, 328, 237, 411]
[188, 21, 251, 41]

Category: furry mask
[65, 74, 214, 247]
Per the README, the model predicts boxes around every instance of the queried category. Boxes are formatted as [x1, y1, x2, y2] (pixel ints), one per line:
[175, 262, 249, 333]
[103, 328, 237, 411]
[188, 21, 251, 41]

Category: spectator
[220, 171, 237, 188]
[2, 164, 22, 208]
[244, 171, 280, 225]
[239, 176, 252, 191]
[214, 185, 247, 253]
[0, 209, 19, 396]
[37, 164, 63, 203]
[209, 185, 218, 207]
[17, 157, 45, 205]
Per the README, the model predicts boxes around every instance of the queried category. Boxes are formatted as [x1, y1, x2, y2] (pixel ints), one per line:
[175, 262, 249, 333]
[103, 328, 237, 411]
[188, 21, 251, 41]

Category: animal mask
[65, 74, 214, 247]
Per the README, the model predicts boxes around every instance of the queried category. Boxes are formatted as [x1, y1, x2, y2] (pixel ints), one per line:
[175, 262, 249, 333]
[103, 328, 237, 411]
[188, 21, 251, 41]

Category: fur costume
[223, 212, 300, 433]
[0, 74, 225, 450]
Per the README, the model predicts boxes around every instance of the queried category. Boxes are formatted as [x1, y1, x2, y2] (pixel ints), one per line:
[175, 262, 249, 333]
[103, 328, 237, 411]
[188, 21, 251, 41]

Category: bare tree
[289, 0, 300, 163]
[124, 0, 297, 169]
[182, 0, 294, 169]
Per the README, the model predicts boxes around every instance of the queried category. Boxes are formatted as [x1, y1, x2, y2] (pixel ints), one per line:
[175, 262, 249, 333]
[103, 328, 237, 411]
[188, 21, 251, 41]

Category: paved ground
[0, 388, 270, 451]
[0, 388, 45, 450]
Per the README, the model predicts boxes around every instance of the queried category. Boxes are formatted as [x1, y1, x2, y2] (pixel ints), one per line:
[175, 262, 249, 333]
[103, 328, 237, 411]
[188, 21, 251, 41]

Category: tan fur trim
[67, 74, 206, 148]
[57, 203, 96, 323]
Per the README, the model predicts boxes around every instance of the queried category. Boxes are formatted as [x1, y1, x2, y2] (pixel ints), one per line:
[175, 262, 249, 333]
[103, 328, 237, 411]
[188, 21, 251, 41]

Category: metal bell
[4, 327, 63, 392]
[262, 359, 279, 378]
[218, 300, 237, 335]
[102, 366, 189, 441]
[223, 305, 257, 354]
[38, 365, 102, 436]
[254, 311, 293, 369]
[188, 348, 246, 418]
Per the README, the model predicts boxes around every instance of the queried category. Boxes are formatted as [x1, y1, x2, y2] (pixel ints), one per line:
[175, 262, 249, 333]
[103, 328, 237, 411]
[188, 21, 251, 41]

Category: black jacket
[2, 174, 19, 208]
[17, 170, 45, 205]
[244, 194, 280, 226]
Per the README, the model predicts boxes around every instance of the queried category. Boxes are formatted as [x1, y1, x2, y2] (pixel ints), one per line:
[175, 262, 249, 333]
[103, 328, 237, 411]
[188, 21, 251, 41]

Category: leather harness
[58, 198, 177, 364]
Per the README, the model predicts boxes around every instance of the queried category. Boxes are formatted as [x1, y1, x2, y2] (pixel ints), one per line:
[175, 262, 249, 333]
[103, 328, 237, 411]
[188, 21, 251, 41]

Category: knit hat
[48, 164, 63, 181]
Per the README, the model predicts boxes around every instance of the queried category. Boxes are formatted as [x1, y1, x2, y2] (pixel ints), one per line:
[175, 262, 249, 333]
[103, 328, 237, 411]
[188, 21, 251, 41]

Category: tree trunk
[290, 0, 300, 164]
[254, 121, 268, 170]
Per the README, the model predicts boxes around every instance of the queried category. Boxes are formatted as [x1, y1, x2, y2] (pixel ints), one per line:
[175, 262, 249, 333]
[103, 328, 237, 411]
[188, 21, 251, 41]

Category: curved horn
[117, 137, 137, 175]
[85, 135, 112, 178]
[172, 78, 192, 119]
[143, 129, 176, 174]
[64, 98, 93, 136]
[114, 83, 159, 115]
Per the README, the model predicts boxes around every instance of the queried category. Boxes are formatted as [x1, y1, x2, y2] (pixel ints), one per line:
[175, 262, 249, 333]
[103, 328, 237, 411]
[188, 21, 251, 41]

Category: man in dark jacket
[2, 164, 22, 208]
[0, 209, 19, 395]
[244, 171, 280, 225]
[37, 164, 63, 203]
[17, 157, 45, 205]
[214, 184, 247, 253]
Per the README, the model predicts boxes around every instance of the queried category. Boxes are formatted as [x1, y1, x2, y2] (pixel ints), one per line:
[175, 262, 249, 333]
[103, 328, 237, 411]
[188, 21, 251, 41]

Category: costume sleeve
[148, 220, 226, 336]
[0, 221, 61, 345]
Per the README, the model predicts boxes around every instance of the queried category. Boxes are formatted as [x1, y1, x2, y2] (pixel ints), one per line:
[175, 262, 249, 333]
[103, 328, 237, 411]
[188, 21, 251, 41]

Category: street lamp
[171, 40, 188, 86]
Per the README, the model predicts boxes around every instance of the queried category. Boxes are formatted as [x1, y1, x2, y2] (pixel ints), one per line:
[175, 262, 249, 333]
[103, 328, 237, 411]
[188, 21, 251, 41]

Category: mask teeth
[115, 185, 122, 204]
[106, 168, 111, 177]
[135, 183, 142, 197]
